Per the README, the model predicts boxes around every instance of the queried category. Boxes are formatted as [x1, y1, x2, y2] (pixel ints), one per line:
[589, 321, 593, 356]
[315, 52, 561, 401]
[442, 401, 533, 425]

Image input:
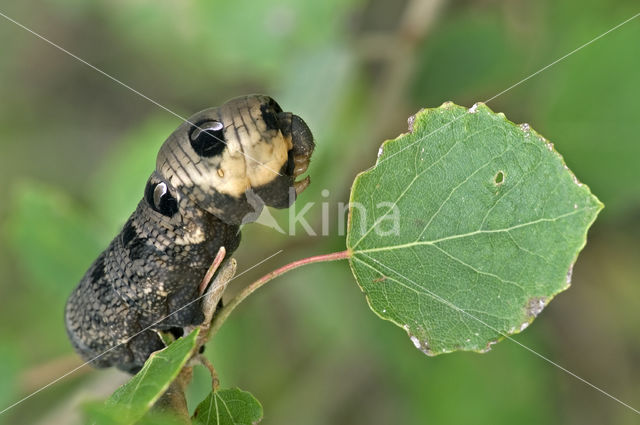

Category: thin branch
[208, 250, 352, 338]
[198, 355, 220, 391]
[162, 249, 350, 418]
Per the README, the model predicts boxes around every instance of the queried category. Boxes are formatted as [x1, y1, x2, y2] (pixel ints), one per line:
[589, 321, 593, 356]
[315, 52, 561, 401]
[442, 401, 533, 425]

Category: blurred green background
[0, 0, 639, 424]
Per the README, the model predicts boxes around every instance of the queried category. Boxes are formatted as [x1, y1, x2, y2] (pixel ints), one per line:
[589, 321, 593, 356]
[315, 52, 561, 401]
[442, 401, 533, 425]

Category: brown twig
[198, 355, 220, 391]
[208, 250, 351, 339]
[158, 250, 351, 419]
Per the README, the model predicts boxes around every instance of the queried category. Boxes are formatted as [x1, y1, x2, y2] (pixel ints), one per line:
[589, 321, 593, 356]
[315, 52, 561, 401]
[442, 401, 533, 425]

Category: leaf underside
[347, 102, 602, 355]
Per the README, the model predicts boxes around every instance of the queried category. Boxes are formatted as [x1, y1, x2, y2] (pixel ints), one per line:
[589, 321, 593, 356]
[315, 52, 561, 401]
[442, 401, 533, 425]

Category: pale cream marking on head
[239, 102, 289, 188]
[159, 99, 292, 199]
[171, 105, 249, 198]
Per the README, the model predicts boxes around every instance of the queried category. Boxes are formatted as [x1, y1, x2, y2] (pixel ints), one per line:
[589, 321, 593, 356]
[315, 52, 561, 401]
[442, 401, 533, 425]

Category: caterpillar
[65, 95, 314, 373]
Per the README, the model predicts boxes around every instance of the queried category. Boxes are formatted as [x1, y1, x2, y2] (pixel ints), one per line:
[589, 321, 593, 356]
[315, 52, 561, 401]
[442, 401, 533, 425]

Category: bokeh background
[0, 0, 639, 424]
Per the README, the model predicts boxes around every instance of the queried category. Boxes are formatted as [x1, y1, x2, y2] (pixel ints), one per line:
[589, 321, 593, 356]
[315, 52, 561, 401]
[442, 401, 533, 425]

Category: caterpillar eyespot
[65, 95, 315, 373]
[144, 180, 179, 217]
[189, 120, 226, 157]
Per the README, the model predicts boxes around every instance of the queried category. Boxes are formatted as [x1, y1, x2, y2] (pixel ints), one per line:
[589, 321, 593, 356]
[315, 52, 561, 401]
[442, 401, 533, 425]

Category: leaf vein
[354, 208, 590, 253]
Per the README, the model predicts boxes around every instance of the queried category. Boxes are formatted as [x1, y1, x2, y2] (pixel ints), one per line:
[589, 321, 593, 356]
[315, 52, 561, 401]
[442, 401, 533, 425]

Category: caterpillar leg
[201, 257, 237, 324]
[198, 246, 228, 296]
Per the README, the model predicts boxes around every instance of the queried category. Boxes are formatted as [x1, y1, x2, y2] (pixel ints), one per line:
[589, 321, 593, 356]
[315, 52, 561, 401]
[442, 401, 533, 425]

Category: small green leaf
[193, 388, 263, 425]
[106, 329, 199, 423]
[347, 102, 602, 355]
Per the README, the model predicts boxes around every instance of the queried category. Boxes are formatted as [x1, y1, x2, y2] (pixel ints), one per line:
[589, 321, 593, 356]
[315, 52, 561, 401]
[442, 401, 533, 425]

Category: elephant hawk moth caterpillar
[65, 95, 314, 373]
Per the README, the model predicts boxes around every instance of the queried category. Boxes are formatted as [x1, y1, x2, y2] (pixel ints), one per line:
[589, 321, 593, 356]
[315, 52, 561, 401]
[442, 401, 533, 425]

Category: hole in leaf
[494, 171, 505, 185]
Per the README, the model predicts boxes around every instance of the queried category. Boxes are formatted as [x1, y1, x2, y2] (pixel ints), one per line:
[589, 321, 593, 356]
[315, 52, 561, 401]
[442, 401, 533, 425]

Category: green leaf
[83, 401, 186, 425]
[346, 102, 602, 355]
[193, 388, 263, 425]
[106, 329, 199, 423]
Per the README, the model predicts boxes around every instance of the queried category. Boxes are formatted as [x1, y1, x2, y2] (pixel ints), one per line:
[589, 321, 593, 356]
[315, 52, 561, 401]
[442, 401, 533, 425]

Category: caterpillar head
[155, 95, 315, 224]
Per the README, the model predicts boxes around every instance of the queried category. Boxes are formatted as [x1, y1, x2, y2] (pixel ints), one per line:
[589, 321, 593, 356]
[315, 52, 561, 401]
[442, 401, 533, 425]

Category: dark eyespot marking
[121, 219, 137, 246]
[260, 102, 280, 132]
[189, 120, 226, 157]
[267, 97, 283, 113]
[144, 180, 156, 208]
[90, 254, 106, 282]
[127, 234, 150, 261]
[144, 180, 179, 217]
[122, 224, 159, 262]
[121, 216, 157, 263]
[157, 192, 179, 217]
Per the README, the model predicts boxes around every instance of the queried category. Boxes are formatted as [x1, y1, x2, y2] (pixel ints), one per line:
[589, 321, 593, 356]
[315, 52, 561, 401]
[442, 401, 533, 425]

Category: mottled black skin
[65, 95, 314, 373]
